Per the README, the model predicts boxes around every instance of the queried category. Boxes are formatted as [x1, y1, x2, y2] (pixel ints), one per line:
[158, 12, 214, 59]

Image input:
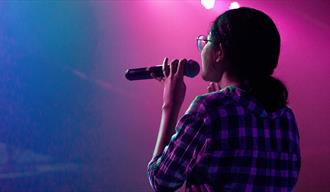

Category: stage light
[229, 2, 240, 9]
[201, 0, 216, 10]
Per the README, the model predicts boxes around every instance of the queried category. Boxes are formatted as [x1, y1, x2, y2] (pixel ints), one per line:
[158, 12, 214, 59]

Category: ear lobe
[216, 55, 221, 62]
[215, 44, 224, 62]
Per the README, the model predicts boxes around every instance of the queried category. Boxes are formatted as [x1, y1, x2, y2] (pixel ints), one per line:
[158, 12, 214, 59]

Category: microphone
[125, 59, 200, 81]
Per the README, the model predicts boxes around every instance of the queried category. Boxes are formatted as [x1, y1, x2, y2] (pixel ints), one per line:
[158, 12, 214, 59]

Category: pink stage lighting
[201, 0, 216, 10]
[229, 1, 240, 9]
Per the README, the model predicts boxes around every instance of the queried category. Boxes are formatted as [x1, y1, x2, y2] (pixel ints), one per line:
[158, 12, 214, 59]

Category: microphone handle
[125, 60, 200, 81]
[125, 66, 163, 81]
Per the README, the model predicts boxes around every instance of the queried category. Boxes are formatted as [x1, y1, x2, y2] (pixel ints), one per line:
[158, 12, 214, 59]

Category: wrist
[162, 103, 181, 113]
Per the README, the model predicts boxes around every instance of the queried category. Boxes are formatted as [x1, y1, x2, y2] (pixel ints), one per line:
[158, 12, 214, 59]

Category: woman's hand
[207, 82, 221, 93]
[162, 58, 187, 111]
[152, 57, 187, 112]
[150, 58, 187, 158]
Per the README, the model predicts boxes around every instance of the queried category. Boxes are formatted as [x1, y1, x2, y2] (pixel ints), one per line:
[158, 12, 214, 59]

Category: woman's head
[201, 7, 280, 82]
[200, 7, 288, 112]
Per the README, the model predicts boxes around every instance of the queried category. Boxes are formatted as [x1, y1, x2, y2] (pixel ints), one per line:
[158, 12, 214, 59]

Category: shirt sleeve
[147, 96, 207, 192]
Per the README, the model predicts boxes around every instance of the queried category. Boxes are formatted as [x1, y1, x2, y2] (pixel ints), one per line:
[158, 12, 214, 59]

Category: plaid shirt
[147, 86, 301, 192]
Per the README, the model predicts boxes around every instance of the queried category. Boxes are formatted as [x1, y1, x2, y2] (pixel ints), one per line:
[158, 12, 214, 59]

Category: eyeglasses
[196, 35, 212, 52]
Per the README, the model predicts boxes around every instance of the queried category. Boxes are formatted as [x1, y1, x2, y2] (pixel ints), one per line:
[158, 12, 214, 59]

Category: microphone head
[184, 60, 200, 78]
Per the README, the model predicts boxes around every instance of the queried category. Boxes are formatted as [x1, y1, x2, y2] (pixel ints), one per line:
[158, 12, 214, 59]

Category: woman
[147, 7, 300, 192]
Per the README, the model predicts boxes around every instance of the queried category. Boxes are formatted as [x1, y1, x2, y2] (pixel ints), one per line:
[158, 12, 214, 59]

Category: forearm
[152, 105, 181, 158]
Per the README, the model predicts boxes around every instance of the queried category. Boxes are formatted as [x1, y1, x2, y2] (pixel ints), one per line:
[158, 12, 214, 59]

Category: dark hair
[210, 7, 288, 112]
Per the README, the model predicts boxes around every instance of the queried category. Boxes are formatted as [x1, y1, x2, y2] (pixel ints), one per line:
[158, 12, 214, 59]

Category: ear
[215, 43, 225, 62]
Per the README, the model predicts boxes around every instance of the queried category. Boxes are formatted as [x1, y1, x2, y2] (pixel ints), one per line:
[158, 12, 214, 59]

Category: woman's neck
[219, 72, 240, 89]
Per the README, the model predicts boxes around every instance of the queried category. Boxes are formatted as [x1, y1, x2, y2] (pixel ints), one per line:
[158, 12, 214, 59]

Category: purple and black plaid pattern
[147, 86, 300, 192]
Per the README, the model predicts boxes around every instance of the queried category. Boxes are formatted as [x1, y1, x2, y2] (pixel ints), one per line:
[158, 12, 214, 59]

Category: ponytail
[242, 76, 288, 112]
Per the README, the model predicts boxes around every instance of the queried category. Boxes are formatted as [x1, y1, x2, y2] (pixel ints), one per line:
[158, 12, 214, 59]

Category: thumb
[151, 73, 163, 82]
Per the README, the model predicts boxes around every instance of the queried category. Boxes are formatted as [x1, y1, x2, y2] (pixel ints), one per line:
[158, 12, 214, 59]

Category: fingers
[207, 86, 213, 93]
[162, 57, 170, 78]
[176, 59, 187, 77]
[169, 59, 179, 76]
[162, 57, 187, 78]
[207, 82, 216, 93]
[207, 82, 221, 93]
[216, 82, 221, 90]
